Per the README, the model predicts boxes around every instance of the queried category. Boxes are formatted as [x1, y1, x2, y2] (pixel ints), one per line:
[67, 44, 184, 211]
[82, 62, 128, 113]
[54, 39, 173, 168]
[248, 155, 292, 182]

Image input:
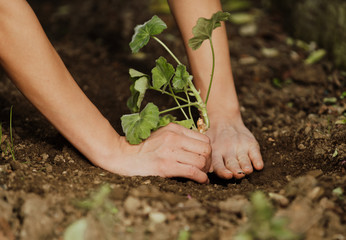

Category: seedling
[9, 105, 15, 160]
[121, 12, 231, 144]
[0, 106, 15, 160]
[234, 191, 300, 240]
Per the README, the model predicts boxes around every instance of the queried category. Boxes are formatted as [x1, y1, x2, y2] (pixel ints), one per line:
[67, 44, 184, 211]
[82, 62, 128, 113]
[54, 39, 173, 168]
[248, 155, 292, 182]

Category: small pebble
[261, 48, 279, 58]
[40, 153, 49, 162]
[268, 192, 289, 207]
[239, 23, 257, 37]
[149, 212, 166, 224]
[306, 169, 323, 178]
[239, 56, 257, 65]
[307, 186, 324, 200]
[123, 196, 141, 215]
[298, 143, 306, 150]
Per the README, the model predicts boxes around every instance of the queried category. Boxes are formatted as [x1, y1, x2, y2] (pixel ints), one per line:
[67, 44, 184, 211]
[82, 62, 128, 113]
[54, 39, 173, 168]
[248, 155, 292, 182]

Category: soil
[0, 1, 345, 240]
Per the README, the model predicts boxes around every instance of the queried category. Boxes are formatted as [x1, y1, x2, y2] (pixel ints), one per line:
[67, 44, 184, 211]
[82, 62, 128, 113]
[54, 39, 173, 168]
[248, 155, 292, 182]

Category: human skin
[168, 0, 264, 179]
[0, 0, 262, 183]
[0, 0, 211, 183]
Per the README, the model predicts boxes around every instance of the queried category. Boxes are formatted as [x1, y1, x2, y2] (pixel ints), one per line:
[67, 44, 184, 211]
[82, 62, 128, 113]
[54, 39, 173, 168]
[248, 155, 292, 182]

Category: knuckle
[162, 131, 176, 142]
[196, 155, 207, 170]
[185, 165, 199, 179]
[167, 122, 179, 130]
[200, 142, 212, 157]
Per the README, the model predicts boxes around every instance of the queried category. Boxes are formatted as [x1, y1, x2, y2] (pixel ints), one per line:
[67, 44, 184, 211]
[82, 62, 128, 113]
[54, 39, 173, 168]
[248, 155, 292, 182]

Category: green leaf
[304, 49, 326, 65]
[127, 84, 140, 113]
[135, 77, 149, 108]
[157, 114, 176, 129]
[129, 15, 167, 53]
[121, 103, 160, 144]
[174, 119, 194, 129]
[127, 69, 150, 113]
[152, 56, 175, 89]
[76, 184, 112, 210]
[129, 68, 147, 78]
[177, 229, 190, 240]
[188, 11, 231, 50]
[173, 65, 190, 90]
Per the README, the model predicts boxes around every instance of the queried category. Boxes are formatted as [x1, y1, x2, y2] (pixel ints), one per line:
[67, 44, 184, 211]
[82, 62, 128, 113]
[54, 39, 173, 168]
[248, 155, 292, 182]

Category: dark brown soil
[0, 1, 345, 239]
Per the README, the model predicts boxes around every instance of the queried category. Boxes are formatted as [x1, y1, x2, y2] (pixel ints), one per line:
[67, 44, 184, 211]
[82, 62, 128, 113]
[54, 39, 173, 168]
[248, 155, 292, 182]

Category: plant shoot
[121, 12, 231, 144]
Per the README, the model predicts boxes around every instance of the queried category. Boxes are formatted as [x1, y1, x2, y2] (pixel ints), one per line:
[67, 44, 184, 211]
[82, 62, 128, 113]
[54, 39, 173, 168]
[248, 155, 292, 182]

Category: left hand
[206, 115, 264, 179]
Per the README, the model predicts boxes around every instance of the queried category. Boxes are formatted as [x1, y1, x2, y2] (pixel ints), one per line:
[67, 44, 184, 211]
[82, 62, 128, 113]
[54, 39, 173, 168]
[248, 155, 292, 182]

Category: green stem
[9, 105, 15, 160]
[159, 103, 199, 115]
[148, 87, 188, 103]
[153, 37, 182, 65]
[153, 36, 209, 129]
[168, 83, 190, 121]
[205, 38, 215, 105]
[185, 90, 197, 129]
[187, 78, 209, 129]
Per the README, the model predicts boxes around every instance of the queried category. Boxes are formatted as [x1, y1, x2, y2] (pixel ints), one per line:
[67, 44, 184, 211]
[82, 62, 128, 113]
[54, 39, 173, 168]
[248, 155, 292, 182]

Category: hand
[100, 123, 212, 184]
[206, 115, 263, 179]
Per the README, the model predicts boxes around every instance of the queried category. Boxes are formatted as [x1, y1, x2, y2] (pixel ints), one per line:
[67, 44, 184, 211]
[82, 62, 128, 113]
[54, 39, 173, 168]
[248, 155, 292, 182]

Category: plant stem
[185, 90, 197, 129]
[9, 105, 15, 160]
[205, 38, 215, 105]
[153, 36, 209, 129]
[153, 37, 182, 65]
[149, 87, 188, 103]
[168, 83, 190, 121]
[187, 78, 209, 129]
[159, 103, 199, 115]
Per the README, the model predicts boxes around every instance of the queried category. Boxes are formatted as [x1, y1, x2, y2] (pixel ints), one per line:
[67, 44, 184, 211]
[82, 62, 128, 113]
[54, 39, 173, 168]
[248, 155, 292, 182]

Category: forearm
[168, 0, 241, 124]
[0, 0, 121, 163]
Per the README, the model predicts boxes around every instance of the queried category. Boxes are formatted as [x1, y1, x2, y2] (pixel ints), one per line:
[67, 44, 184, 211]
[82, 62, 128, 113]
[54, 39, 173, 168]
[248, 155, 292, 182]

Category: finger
[249, 144, 264, 170]
[224, 155, 246, 179]
[174, 149, 208, 172]
[180, 137, 211, 158]
[168, 163, 209, 184]
[211, 152, 233, 179]
[237, 151, 253, 174]
[168, 123, 210, 143]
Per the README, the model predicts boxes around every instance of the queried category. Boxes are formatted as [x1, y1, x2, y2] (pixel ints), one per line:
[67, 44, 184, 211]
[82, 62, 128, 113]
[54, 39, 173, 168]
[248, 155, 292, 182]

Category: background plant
[0, 105, 15, 160]
[234, 191, 301, 240]
[121, 12, 231, 144]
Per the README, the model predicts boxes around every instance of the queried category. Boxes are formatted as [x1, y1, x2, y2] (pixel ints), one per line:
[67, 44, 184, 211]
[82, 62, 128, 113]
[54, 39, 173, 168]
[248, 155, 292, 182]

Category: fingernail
[224, 169, 233, 174]
[237, 171, 245, 175]
[244, 167, 252, 171]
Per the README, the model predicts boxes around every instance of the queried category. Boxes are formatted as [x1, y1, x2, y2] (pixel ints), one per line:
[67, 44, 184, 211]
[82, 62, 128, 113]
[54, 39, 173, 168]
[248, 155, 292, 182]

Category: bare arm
[0, 0, 120, 163]
[168, 0, 240, 117]
[0, 0, 211, 183]
[169, 0, 264, 179]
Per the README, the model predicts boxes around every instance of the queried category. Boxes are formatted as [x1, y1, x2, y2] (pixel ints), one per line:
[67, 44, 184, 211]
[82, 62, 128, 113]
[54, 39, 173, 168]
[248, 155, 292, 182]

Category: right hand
[100, 123, 212, 183]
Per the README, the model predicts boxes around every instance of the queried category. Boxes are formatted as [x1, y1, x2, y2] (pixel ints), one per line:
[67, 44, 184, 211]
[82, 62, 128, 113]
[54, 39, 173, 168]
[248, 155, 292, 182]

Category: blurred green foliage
[234, 191, 301, 240]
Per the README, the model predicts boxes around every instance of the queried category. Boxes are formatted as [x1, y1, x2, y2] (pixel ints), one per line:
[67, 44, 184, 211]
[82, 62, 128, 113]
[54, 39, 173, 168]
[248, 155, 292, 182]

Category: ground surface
[0, 1, 345, 239]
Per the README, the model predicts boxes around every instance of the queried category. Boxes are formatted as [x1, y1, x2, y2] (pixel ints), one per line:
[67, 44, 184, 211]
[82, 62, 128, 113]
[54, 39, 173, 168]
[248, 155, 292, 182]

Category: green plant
[121, 12, 231, 144]
[64, 184, 118, 240]
[0, 106, 15, 160]
[9, 105, 15, 160]
[234, 191, 301, 240]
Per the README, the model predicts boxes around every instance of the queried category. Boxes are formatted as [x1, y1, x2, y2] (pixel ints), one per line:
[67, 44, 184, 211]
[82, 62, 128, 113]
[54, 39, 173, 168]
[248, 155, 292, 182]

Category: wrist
[207, 105, 244, 128]
[84, 120, 122, 168]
